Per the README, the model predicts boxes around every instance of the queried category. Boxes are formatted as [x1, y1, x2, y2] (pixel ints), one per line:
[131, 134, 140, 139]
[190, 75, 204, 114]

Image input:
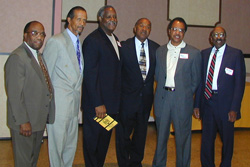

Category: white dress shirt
[24, 42, 39, 65]
[206, 44, 226, 90]
[135, 37, 150, 74]
[165, 40, 186, 88]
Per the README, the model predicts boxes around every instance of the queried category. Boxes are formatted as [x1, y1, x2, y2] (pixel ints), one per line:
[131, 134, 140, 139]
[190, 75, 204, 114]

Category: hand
[228, 110, 237, 122]
[193, 108, 200, 119]
[20, 122, 32, 136]
[95, 105, 107, 118]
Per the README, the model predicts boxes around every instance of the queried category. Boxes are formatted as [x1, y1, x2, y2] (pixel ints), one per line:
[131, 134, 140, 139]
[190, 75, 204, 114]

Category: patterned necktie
[38, 53, 53, 98]
[204, 49, 218, 100]
[76, 38, 81, 71]
[139, 43, 146, 80]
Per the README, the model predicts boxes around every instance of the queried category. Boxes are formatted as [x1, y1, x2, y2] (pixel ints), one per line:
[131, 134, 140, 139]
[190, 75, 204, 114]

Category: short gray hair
[97, 5, 115, 18]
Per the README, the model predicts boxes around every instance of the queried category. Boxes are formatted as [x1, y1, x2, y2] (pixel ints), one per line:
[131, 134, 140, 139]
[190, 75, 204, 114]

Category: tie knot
[215, 49, 219, 54]
[141, 42, 144, 48]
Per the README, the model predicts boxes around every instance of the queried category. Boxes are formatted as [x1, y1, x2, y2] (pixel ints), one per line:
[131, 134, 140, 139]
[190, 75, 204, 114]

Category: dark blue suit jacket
[82, 27, 121, 116]
[194, 45, 246, 120]
[120, 37, 159, 114]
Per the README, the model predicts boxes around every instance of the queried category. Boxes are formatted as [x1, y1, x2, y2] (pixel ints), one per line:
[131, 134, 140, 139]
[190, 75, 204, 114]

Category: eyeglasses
[26, 31, 46, 37]
[212, 33, 225, 38]
[171, 27, 185, 33]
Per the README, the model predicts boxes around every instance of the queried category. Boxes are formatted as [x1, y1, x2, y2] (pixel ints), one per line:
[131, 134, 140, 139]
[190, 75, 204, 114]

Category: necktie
[139, 43, 146, 80]
[38, 53, 53, 99]
[76, 38, 81, 71]
[204, 49, 218, 100]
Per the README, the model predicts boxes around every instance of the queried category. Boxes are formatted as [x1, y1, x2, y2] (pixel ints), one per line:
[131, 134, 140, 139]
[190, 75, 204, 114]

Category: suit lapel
[23, 44, 47, 87]
[98, 27, 120, 61]
[63, 30, 80, 76]
[217, 45, 228, 85]
[161, 45, 167, 76]
[146, 40, 155, 81]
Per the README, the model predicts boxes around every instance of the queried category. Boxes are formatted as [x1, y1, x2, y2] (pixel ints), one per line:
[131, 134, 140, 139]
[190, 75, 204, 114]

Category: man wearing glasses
[153, 17, 201, 167]
[4, 21, 55, 167]
[194, 26, 246, 167]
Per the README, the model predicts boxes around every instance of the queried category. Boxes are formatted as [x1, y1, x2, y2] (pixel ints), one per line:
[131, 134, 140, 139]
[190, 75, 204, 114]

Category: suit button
[46, 105, 48, 107]
[162, 96, 164, 99]
[47, 94, 50, 96]
[140, 93, 142, 96]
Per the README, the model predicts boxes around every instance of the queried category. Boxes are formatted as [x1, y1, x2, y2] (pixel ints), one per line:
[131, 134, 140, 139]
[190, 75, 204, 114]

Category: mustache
[216, 39, 222, 42]
[108, 21, 117, 25]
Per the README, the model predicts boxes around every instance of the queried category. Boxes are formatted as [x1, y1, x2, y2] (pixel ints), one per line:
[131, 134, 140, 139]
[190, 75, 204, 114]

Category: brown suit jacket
[4, 43, 55, 132]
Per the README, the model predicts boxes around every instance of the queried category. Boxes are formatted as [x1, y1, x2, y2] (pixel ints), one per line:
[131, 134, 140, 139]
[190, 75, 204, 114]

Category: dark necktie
[204, 49, 218, 100]
[76, 38, 81, 71]
[38, 53, 53, 99]
[139, 43, 146, 80]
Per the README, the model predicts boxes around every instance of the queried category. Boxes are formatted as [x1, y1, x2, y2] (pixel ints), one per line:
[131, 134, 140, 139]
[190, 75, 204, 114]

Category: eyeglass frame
[26, 31, 46, 38]
[170, 27, 185, 33]
[212, 33, 225, 38]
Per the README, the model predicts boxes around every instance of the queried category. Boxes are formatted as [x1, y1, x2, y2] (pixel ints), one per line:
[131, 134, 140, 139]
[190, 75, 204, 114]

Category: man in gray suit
[43, 6, 87, 167]
[5, 21, 55, 167]
[153, 17, 201, 167]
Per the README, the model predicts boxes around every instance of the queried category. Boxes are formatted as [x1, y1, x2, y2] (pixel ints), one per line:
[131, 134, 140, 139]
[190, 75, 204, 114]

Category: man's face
[99, 7, 117, 35]
[168, 20, 185, 46]
[211, 27, 226, 49]
[68, 9, 87, 36]
[24, 22, 46, 50]
[134, 19, 151, 43]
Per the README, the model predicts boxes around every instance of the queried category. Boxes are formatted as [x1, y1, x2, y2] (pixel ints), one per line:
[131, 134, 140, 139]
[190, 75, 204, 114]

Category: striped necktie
[139, 43, 146, 80]
[204, 49, 218, 100]
[76, 38, 81, 71]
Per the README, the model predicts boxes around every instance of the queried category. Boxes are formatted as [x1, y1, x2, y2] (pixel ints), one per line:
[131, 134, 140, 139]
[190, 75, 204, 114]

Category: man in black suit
[81, 5, 121, 167]
[194, 26, 246, 167]
[116, 18, 160, 167]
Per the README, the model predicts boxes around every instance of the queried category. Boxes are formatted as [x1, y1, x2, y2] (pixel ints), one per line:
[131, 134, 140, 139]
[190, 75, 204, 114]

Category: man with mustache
[194, 26, 246, 167]
[153, 17, 201, 167]
[43, 6, 87, 167]
[116, 18, 159, 167]
[81, 5, 121, 167]
[4, 21, 55, 167]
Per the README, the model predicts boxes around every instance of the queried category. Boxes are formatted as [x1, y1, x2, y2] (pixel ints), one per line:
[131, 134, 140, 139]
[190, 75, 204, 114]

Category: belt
[164, 87, 175, 91]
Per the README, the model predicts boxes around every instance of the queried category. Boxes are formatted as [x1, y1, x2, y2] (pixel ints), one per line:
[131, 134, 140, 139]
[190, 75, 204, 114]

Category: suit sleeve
[191, 50, 202, 94]
[82, 37, 103, 107]
[43, 38, 59, 77]
[231, 50, 246, 112]
[5, 54, 29, 125]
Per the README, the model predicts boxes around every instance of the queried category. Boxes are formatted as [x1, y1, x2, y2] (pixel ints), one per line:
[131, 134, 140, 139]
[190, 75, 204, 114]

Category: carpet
[73, 163, 152, 167]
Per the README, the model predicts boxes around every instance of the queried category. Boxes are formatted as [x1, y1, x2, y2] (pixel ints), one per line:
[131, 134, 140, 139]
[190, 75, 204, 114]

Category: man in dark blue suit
[194, 26, 246, 167]
[81, 5, 121, 167]
[116, 18, 159, 167]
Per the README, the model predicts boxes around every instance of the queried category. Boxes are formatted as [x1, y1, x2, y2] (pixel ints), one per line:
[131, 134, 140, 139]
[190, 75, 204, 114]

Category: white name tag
[225, 67, 234, 75]
[180, 53, 189, 59]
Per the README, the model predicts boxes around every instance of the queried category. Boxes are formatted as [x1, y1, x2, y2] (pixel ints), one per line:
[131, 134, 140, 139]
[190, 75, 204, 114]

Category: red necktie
[204, 49, 218, 100]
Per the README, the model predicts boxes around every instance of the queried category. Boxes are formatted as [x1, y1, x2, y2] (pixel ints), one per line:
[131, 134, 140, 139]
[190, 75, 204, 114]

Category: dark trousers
[116, 109, 150, 167]
[201, 95, 235, 167]
[83, 111, 116, 167]
[11, 129, 44, 167]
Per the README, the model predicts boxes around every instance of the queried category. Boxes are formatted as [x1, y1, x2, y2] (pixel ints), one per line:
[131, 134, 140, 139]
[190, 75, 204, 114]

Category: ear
[133, 26, 136, 35]
[98, 16, 102, 23]
[67, 17, 71, 25]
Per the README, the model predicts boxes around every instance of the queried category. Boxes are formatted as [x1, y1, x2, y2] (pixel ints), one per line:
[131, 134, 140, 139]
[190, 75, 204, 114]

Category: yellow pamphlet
[93, 114, 118, 131]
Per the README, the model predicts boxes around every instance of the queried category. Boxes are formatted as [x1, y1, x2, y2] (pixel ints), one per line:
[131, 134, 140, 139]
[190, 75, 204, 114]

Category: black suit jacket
[194, 45, 246, 120]
[120, 37, 159, 114]
[82, 27, 121, 116]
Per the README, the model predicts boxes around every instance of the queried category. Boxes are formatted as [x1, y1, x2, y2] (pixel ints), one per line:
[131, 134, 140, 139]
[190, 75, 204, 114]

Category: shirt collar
[66, 28, 79, 44]
[135, 37, 148, 48]
[212, 43, 226, 54]
[167, 40, 186, 50]
[24, 42, 38, 56]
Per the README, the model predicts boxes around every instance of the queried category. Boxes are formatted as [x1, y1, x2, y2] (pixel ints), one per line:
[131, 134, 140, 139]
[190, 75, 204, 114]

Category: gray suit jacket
[154, 44, 201, 118]
[5, 43, 55, 132]
[43, 30, 83, 118]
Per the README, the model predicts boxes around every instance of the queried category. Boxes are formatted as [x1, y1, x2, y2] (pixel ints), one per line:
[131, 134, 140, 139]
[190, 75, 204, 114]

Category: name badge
[180, 53, 189, 59]
[225, 67, 234, 75]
